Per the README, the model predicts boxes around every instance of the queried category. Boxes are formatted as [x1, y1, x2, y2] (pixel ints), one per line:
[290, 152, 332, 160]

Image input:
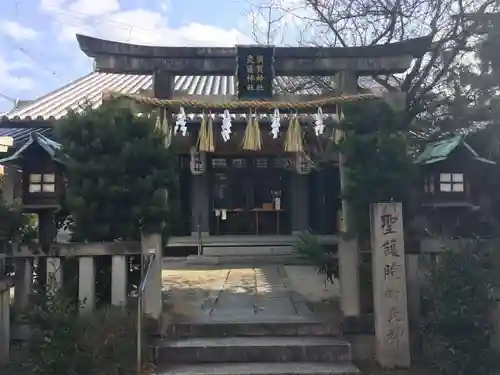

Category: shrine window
[211, 158, 227, 169]
[28, 173, 56, 193]
[255, 158, 268, 168]
[424, 175, 435, 193]
[439, 173, 464, 192]
[232, 158, 246, 168]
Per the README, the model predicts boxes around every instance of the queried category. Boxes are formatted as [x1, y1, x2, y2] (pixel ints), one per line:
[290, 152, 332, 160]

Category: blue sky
[0, 0, 258, 113]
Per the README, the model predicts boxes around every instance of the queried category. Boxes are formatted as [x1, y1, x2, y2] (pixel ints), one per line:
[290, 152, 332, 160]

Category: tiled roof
[0, 132, 63, 167]
[415, 135, 464, 165]
[2, 73, 330, 121]
[0, 127, 52, 149]
[0, 72, 383, 148]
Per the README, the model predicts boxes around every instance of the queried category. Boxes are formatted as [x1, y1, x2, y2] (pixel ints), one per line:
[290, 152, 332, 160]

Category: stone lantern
[0, 133, 66, 211]
[0, 133, 67, 251]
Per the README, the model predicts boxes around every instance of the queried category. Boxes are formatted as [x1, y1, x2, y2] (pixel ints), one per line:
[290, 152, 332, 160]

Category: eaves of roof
[415, 135, 496, 165]
[0, 132, 63, 167]
[1, 73, 388, 122]
[0, 72, 390, 149]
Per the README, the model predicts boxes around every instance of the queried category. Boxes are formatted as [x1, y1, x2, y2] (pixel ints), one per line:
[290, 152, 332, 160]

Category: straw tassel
[206, 114, 215, 152]
[284, 114, 304, 153]
[162, 108, 172, 148]
[197, 113, 215, 152]
[155, 112, 161, 130]
[241, 111, 262, 151]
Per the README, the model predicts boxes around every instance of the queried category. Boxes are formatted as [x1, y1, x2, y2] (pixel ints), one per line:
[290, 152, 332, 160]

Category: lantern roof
[0, 132, 65, 167]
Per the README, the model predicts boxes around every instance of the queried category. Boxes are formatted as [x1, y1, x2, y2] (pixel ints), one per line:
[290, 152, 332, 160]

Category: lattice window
[28, 173, 56, 193]
[439, 173, 464, 192]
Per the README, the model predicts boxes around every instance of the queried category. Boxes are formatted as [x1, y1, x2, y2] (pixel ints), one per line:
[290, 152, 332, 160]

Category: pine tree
[54, 101, 175, 242]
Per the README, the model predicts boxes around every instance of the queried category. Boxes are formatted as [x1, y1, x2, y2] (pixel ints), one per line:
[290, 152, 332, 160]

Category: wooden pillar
[141, 232, 162, 320]
[191, 173, 210, 236]
[1, 166, 16, 203]
[291, 172, 309, 234]
[111, 255, 128, 307]
[78, 257, 95, 314]
[152, 70, 177, 230]
[153, 71, 174, 121]
[336, 70, 361, 318]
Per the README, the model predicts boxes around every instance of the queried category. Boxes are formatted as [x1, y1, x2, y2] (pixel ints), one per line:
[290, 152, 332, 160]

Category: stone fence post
[140, 232, 162, 320]
[0, 255, 10, 365]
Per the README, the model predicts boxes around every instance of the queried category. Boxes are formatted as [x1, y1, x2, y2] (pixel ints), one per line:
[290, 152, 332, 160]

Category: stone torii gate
[75, 34, 432, 320]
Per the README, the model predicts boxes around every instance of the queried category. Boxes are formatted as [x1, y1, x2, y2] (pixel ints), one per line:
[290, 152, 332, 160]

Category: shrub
[0, 201, 37, 255]
[5, 279, 154, 375]
[293, 231, 338, 284]
[421, 241, 499, 375]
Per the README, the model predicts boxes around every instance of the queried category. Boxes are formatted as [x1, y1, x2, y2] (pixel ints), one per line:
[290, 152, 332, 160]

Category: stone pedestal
[141, 232, 163, 320]
[370, 202, 410, 368]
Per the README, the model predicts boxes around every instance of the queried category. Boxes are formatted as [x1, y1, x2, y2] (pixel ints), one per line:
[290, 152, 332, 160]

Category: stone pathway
[162, 264, 315, 323]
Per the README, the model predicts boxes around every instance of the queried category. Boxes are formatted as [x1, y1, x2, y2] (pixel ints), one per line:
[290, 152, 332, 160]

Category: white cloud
[43, 0, 251, 47]
[40, 0, 69, 10]
[69, 0, 119, 17]
[159, 0, 170, 13]
[0, 21, 38, 41]
[0, 56, 36, 93]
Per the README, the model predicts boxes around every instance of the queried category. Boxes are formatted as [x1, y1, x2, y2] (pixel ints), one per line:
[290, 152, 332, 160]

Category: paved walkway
[161, 265, 316, 323]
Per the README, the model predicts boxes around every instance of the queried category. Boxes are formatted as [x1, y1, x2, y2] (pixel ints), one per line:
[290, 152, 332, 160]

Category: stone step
[184, 254, 306, 266]
[156, 336, 352, 364]
[202, 246, 294, 257]
[155, 362, 360, 375]
[164, 321, 341, 338]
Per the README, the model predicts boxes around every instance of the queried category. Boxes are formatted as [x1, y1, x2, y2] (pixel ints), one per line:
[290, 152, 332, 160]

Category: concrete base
[157, 336, 352, 363]
[156, 362, 360, 375]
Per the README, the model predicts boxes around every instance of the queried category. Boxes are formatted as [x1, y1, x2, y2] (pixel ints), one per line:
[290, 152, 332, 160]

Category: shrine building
[0, 35, 432, 254]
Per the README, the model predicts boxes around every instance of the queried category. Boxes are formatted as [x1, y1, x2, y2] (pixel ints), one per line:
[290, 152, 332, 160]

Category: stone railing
[3, 232, 163, 364]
